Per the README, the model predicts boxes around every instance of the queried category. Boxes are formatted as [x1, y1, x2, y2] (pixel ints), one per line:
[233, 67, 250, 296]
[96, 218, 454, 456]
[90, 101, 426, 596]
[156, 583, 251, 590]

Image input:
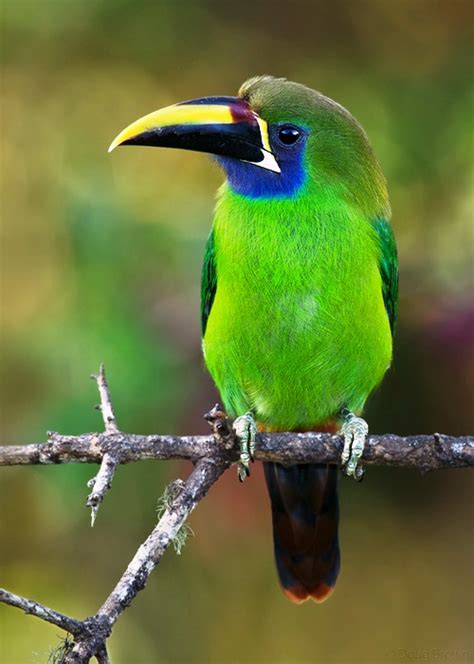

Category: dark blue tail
[264, 462, 340, 603]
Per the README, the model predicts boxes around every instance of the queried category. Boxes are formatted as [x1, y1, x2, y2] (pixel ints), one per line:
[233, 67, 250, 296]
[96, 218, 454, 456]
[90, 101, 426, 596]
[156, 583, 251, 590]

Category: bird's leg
[232, 411, 257, 482]
[340, 408, 368, 481]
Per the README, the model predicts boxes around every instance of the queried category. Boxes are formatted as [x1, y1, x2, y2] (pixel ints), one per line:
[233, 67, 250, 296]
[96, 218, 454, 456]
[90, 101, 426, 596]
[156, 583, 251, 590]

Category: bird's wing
[201, 229, 217, 336]
[372, 218, 398, 336]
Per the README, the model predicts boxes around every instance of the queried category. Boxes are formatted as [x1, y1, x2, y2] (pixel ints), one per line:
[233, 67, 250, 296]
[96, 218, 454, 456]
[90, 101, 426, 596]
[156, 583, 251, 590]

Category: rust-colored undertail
[262, 424, 340, 604]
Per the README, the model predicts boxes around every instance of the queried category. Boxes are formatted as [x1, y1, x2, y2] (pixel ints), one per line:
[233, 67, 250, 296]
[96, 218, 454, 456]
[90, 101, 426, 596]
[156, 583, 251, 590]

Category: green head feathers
[237, 76, 389, 217]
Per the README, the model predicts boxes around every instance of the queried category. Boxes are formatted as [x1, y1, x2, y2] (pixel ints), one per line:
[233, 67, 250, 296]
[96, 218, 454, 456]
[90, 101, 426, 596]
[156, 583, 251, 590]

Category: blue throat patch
[215, 147, 307, 199]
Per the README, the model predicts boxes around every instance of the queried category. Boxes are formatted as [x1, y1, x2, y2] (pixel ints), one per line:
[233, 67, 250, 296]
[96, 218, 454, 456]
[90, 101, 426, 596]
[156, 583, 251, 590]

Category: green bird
[109, 76, 398, 603]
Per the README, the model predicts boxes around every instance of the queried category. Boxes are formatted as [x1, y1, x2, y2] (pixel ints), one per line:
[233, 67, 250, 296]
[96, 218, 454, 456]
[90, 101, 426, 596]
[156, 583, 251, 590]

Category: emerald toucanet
[109, 76, 398, 603]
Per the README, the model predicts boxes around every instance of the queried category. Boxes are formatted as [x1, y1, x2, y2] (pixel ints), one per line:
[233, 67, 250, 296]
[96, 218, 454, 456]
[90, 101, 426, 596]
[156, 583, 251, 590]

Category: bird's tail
[263, 459, 340, 604]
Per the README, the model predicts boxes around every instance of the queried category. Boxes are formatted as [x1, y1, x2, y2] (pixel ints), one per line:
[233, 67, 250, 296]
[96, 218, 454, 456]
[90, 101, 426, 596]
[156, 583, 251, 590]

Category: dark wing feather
[372, 218, 398, 336]
[201, 229, 217, 336]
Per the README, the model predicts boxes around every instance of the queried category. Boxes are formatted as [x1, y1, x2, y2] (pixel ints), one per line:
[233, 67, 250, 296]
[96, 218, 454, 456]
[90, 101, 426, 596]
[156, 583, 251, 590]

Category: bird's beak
[108, 96, 280, 173]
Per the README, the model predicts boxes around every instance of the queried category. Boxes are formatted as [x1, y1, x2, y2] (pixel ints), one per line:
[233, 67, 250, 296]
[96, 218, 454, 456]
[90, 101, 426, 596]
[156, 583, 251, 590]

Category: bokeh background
[1, 1, 473, 662]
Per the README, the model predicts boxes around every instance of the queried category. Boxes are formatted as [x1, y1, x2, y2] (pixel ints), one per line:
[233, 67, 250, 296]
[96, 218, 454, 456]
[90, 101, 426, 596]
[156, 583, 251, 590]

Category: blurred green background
[1, 1, 473, 662]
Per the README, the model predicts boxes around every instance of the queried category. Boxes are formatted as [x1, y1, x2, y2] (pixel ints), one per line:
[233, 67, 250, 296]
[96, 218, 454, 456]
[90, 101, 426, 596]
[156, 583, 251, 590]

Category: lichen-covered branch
[0, 588, 83, 636]
[62, 457, 229, 663]
[0, 456, 229, 663]
[1, 430, 472, 472]
[1, 367, 472, 663]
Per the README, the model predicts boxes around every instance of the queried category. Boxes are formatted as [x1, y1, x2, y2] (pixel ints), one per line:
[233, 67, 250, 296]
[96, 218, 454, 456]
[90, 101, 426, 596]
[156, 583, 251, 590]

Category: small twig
[204, 403, 235, 448]
[86, 453, 119, 527]
[86, 365, 122, 525]
[0, 588, 83, 636]
[92, 364, 118, 434]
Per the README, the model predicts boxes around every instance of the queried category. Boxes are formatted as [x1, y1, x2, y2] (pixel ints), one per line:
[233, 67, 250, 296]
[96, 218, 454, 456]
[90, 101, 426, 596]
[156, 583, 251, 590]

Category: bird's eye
[277, 126, 301, 146]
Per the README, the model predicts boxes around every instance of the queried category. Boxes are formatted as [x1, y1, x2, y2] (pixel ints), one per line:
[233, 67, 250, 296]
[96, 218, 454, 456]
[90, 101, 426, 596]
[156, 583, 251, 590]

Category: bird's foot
[340, 410, 368, 481]
[232, 412, 257, 482]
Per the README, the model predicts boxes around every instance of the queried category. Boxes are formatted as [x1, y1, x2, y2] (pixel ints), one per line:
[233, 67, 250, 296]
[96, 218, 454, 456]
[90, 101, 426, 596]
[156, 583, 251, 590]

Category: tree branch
[0, 588, 83, 636]
[62, 457, 229, 663]
[87, 365, 121, 525]
[1, 366, 472, 662]
[1, 430, 472, 472]
[92, 365, 119, 435]
[1, 454, 229, 663]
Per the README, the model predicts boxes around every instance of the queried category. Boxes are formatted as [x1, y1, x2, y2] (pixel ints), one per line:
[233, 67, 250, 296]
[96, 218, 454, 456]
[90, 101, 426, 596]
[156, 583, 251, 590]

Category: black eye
[278, 125, 301, 145]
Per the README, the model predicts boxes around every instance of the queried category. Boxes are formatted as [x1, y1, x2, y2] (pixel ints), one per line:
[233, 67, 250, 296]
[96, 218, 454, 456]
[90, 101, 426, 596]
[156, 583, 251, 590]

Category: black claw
[238, 463, 250, 482]
[355, 466, 365, 482]
[238, 468, 249, 483]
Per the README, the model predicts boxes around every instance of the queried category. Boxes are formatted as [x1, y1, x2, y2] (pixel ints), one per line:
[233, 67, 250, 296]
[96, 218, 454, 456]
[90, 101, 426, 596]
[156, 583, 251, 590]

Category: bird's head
[109, 75, 388, 214]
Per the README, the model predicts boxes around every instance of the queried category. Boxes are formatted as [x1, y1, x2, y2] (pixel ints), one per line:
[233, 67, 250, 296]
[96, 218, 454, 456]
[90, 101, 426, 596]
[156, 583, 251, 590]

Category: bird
[109, 76, 398, 604]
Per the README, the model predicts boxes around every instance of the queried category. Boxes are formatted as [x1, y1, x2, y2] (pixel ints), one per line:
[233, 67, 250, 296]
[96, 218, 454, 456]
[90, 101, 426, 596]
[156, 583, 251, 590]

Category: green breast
[203, 188, 393, 429]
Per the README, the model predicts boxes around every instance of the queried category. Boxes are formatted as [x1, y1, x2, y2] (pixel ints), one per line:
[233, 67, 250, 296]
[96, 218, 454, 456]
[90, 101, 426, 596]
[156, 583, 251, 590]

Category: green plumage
[373, 217, 398, 335]
[200, 229, 217, 336]
[202, 77, 397, 430]
[203, 191, 393, 429]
